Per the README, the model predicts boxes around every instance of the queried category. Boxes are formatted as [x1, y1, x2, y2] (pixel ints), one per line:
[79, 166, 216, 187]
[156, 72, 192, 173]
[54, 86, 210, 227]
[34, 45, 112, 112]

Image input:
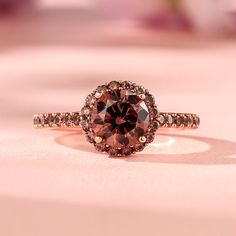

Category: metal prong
[138, 94, 146, 100]
[95, 91, 103, 99]
[139, 136, 146, 143]
[95, 136, 103, 143]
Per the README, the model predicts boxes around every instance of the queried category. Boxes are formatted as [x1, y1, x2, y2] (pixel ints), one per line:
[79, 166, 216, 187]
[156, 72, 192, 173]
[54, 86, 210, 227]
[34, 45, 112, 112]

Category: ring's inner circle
[91, 89, 150, 148]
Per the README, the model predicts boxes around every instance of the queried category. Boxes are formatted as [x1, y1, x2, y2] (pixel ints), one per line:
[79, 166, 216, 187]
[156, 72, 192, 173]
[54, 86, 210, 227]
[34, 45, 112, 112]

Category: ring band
[34, 80, 200, 157]
[34, 112, 200, 129]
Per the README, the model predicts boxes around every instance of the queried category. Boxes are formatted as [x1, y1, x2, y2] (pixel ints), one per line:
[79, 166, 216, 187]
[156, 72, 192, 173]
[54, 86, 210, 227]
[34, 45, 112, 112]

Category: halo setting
[80, 81, 159, 156]
[33, 80, 200, 157]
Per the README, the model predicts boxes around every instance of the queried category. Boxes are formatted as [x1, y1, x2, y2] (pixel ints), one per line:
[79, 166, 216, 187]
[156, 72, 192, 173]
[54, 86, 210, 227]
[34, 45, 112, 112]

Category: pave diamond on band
[34, 80, 200, 157]
[34, 112, 200, 129]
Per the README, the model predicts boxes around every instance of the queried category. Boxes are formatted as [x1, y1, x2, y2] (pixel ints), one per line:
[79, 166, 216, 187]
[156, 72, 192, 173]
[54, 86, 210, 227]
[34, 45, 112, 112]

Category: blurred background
[1, 1, 236, 236]
[1, 0, 236, 47]
[1, 0, 236, 121]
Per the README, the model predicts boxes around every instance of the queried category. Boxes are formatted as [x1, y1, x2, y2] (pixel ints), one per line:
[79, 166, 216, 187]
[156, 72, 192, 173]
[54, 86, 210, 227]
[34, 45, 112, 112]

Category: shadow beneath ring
[55, 133, 236, 165]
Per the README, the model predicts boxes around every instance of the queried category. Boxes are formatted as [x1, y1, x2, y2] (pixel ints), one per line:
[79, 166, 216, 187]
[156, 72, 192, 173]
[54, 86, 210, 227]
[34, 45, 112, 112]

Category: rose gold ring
[34, 80, 200, 157]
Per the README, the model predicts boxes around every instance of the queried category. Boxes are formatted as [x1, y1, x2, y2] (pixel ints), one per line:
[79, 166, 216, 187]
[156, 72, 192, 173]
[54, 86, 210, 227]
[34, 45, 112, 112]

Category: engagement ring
[34, 80, 200, 157]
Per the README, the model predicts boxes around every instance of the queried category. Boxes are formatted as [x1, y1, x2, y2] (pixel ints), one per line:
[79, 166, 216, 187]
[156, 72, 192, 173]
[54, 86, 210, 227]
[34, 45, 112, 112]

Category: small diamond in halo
[146, 133, 155, 143]
[86, 131, 94, 143]
[134, 143, 145, 152]
[116, 148, 124, 156]
[107, 147, 117, 156]
[94, 143, 106, 152]
[122, 147, 133, 156]
[149, 120, 159, 132]
[108, 81, 120, 90]
[145, 94, 155, 104]
[96, 85, 107, 93]
[136, 86, 146, 94]
[80, 119, 89, 131]
[121, 81, 133, 89]
[95, 85, 106, 99]
[152, 107, 158, 116]
[86, 94, 96, 105]
[81, 106, 90, 116]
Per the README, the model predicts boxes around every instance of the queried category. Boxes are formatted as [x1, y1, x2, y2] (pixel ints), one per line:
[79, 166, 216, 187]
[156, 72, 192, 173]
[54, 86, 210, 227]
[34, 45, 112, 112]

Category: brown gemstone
[149, 120, 159, 132]
[33, 115, 40, 126]
[194, 116, 200, 126]
[55, 113, 63, 126]
[175, 115, 182, 127]
[90, 89, 150, 148]
[72, 112, 80, 126]
[64, 113, 72, 126]
[48, 114, 55, 127]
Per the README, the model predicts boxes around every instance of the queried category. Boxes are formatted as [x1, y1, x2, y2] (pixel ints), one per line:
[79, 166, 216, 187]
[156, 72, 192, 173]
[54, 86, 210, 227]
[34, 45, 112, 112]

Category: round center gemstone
[91, 89, 149, 148]
[105, 102, 137, 134]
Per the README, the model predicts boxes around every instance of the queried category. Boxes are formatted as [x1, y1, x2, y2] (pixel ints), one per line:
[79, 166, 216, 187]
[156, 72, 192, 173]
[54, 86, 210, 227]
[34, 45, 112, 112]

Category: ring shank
[33, 112, 200, 130]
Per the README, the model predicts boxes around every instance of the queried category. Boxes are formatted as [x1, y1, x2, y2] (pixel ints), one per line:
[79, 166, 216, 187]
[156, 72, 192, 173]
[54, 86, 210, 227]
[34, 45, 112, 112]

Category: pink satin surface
[0, 41, 236, 235]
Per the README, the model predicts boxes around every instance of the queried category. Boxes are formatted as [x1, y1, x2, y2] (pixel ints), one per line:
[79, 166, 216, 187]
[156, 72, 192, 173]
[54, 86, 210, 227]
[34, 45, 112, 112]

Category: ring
[33, 80, 200, 157]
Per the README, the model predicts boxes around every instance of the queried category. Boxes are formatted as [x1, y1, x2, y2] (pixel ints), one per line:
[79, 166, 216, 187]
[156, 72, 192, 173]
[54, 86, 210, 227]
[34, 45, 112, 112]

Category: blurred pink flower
[0, 0, 35, 14]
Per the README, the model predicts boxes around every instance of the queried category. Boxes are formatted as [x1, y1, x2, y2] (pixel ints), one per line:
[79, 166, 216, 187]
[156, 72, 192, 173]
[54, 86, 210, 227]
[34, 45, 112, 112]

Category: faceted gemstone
[146, 133, 155, 143]
[91, 89, 150, 148]
[33, 115, 40, 126]
[121, 81, 133, 89]
[55, 113, 63, 126]
[149, 120, 159, 132]
[122, 147, 133, 156]
[188, 115, 194, 126]
[194, 116, 200, 126]
[72, 112, 80, 126]
[145, 94, 155, 104]
[136, 86, 146, 94]
[183, 115, 189, 126]
[108, 81, 120, 90]
[48, 114, 55, 127]
[80, 119, 89, 131]
[152, 107, 158, 116]
[96, 85, 107, 93]
[81, 106, 90, 116]
[134, 143, 145, 152]
[116, 148, 124, 156]
[158, 114, 165, 125]
[107, 147, 117, 156]
[86, 94, 96, 105]
[38, 114, 46, 126]
[86, 131, 94, 143]
[64, 113, 72, 126]
[167, 114, 173, 126]
[175, 115, 182, 127]
[95, 85, 107, 98]
[95, 143, 107, 152]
